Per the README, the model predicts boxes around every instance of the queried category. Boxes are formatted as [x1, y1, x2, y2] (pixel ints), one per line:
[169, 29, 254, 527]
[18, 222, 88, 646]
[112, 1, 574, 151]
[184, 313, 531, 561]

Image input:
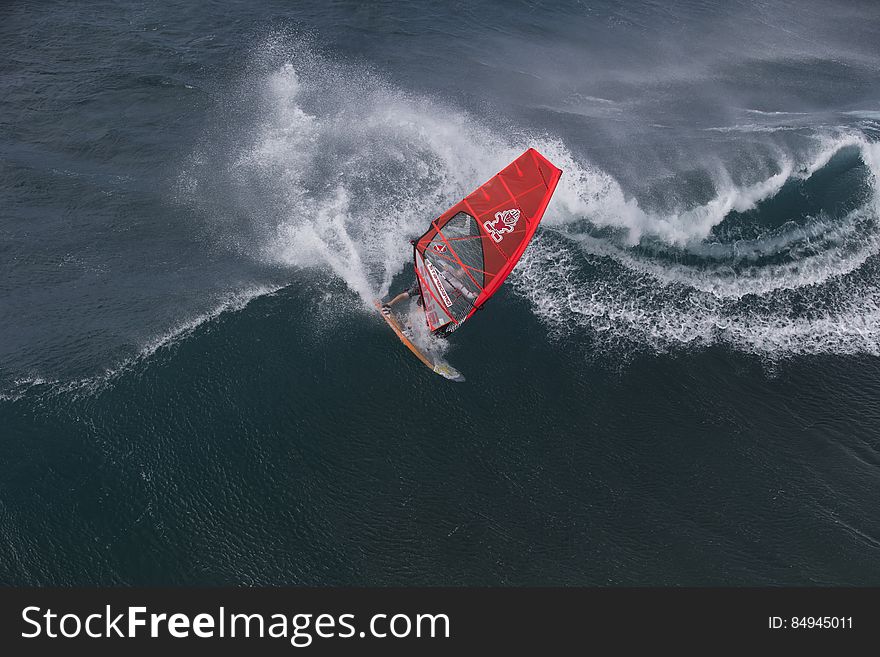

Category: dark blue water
[2, 0, 880, 584]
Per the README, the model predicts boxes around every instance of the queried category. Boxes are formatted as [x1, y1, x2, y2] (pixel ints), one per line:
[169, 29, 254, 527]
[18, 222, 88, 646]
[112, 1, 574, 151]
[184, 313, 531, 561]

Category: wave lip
[514, 135, 880, 359]
[171, 36, 880, 364]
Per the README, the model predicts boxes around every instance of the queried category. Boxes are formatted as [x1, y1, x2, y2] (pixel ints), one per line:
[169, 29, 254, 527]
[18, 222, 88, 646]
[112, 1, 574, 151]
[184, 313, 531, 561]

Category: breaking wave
[514, 138, 880, 358]
[178, 36, 880, 362]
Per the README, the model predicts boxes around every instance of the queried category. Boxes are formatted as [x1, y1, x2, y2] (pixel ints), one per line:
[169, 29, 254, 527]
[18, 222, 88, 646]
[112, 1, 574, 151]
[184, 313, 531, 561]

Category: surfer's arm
[385, 292, 410, 307]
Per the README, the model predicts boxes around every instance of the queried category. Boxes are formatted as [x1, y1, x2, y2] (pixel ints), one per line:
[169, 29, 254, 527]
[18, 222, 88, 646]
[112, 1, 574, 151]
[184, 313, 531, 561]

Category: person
[382, 279, 464, 338]
[443, 265, 477, 302]
[382, 282, 422, 316]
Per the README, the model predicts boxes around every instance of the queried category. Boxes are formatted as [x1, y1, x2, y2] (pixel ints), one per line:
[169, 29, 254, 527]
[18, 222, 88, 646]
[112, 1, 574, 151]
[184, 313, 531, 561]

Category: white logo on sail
[425, 258, 453, 307]
[483, 208, 520, 243]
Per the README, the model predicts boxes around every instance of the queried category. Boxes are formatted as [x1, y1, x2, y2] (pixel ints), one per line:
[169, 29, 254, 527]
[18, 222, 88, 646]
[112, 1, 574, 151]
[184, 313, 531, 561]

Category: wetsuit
[406, 282, 423, 306]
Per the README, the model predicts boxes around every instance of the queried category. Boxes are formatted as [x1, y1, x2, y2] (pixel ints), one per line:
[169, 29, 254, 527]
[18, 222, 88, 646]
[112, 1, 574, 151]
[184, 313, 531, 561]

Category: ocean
[2, 0, 879, 585]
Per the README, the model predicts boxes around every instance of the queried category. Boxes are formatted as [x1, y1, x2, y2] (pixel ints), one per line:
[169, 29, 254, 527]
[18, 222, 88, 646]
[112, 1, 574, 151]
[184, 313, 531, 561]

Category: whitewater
[174, 38, 880, 366]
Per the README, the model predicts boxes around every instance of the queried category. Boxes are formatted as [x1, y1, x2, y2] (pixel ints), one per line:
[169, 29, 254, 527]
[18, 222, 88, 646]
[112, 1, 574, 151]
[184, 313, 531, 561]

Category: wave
[514, 137, 880, 358]
[0, 285, 280, 401]
[180, 40, 521, 304]
[568, 202, 879, 299]
[511, 238, 880, 359]
[135, 36, 880, 370]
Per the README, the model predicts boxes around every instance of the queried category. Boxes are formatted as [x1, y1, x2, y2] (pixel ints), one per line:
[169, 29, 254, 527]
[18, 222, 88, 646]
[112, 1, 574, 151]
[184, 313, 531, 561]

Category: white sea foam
[704, 123, 807, 134]
[137, 284, 281, 361]
[567, 204, 880, 300]
[532, 136, 837, 246]
[123, 38, 880, 380]
[512, 135, 880, 359]
[0, 377, 54, 402]
[1, 285, 280, 400]
[219, 45, 880, 362]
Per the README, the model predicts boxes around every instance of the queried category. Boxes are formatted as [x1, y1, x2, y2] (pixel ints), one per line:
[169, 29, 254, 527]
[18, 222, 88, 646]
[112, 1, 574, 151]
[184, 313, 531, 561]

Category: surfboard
[374, 300, 465, 382]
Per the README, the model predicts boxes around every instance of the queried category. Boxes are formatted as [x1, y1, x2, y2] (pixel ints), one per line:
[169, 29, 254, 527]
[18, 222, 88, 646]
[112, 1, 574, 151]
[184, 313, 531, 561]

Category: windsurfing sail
[413, 148, 562, 334]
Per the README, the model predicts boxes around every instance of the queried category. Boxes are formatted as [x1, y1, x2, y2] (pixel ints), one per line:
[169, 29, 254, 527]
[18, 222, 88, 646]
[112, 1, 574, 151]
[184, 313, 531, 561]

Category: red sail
[413, 148, 562, 332]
